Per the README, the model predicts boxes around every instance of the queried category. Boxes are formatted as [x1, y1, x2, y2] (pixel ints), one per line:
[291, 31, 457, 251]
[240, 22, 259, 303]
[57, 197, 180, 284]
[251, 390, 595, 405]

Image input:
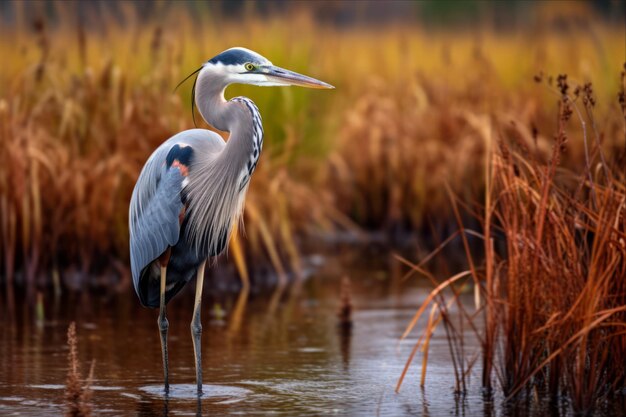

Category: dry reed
[65, 322, 93, 417]
[397, 69, 626, 413]
[0, 3, 623, 294]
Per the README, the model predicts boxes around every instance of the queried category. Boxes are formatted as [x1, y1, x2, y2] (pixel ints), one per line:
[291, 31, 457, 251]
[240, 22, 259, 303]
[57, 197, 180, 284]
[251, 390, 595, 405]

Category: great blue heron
[129, 47, 333, 395]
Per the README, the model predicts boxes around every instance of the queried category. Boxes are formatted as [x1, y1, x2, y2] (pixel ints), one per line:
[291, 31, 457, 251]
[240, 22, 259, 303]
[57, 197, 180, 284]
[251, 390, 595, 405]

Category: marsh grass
[65, 322, 93, 417]
[0, 2, 623, 294]
[397, 70, 626, 413]
[0, 6, 342, 291]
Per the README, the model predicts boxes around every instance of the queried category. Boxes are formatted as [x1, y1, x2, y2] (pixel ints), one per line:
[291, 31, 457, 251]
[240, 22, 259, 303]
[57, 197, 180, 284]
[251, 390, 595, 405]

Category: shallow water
[0, 250, 508, 416]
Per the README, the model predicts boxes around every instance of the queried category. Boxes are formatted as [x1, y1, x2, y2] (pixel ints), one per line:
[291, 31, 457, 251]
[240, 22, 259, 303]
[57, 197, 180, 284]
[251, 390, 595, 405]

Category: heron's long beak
[263, 65, 334, 89]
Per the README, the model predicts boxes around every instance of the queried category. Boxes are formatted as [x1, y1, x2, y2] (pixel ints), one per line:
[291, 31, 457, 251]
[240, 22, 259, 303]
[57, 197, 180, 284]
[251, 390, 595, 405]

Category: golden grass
[0, 3, 623, 292]
[396, 69, 626, 412]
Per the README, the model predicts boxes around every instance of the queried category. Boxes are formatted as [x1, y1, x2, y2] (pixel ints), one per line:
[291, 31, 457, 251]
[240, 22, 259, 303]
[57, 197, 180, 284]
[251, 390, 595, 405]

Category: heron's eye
[244, 63, 255, 71]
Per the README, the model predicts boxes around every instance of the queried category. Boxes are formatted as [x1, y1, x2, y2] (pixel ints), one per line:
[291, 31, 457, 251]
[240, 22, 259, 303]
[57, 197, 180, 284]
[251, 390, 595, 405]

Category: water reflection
[135, 383, 254, 416]
[338, 324, 351, 371]
[0, 249, 558, 416]
[135, 394, 167, 417]
[227, 287, 249, 336]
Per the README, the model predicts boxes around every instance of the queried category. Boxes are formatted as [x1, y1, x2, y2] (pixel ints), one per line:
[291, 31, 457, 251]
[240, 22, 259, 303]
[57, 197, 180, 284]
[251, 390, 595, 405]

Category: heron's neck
[195, 71, 263, 185]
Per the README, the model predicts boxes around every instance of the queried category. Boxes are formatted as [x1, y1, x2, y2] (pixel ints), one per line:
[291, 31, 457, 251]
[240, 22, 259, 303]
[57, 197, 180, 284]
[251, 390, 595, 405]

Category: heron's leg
[158, 264, 170, 394]
[191, 260, 206, 395]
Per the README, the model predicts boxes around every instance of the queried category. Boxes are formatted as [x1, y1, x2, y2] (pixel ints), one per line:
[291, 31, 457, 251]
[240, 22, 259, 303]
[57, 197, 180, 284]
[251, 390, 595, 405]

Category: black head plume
[174, 66, 202, 128]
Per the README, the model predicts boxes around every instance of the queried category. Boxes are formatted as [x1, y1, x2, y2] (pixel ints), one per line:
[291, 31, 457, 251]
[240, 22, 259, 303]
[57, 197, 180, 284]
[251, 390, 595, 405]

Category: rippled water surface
[1, 251, 489, 416]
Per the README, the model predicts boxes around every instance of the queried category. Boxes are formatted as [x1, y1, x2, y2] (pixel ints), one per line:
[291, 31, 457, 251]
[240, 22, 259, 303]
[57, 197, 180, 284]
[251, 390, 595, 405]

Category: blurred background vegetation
[0, 0, 624, 294]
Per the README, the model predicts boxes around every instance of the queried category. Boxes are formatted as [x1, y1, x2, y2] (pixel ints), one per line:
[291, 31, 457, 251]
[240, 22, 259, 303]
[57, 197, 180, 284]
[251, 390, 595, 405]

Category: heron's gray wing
[130, 166, 185, 294]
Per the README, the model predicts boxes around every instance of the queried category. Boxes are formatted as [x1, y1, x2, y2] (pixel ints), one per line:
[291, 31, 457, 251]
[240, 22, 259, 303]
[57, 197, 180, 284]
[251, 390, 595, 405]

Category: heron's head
[197, 47, 334, 89]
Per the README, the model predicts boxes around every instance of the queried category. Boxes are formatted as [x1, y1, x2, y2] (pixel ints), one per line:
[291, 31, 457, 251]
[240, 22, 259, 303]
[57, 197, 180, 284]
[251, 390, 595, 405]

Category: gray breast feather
[130, 166, 185, 292]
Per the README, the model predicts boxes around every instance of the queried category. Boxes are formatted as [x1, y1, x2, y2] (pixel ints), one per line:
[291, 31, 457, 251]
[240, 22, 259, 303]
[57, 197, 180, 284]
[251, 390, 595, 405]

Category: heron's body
[130, 100, 261, 307]
[128, 47, 332, 395]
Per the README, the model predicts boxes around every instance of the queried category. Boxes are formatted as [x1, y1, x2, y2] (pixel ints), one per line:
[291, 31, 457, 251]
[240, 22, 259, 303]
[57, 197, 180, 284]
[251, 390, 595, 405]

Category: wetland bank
[1, 1, 625, 416]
